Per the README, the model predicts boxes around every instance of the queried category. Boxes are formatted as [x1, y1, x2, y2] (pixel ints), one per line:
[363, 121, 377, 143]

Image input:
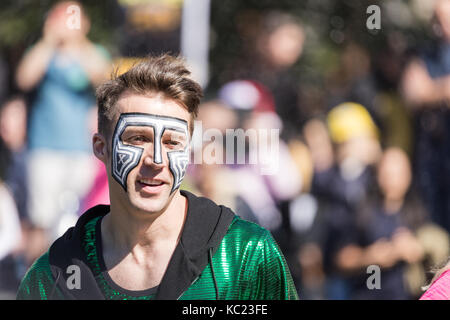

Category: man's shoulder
[222, 216, 288, 266]
[16, 207, 107, 300]
[17, 251, 54, 299]
[226, 216, 273, 244]
[218, 216, 299, 300]
[24, 251, 52, 281]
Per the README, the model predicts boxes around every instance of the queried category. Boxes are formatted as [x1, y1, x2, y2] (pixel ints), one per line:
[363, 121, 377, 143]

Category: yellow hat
[327, 102, 379, 144]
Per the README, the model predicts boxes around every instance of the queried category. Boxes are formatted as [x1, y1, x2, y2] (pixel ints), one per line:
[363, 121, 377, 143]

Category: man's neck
[101, 192, 188, 266]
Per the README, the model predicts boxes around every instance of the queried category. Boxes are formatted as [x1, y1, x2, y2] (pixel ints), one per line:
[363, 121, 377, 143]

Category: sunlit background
[0, 0, 449, 300]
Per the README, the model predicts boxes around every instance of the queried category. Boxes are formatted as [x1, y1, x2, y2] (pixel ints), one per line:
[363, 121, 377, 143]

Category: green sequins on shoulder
[180, 217, 299, 300]
[16, 251, 56, 300]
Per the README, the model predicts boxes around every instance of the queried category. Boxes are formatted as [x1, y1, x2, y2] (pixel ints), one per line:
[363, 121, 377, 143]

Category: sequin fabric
[17, 215, 298, 300]
[16, 251, 55, 300]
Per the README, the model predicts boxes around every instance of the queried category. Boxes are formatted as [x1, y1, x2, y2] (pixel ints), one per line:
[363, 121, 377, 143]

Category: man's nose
[142, 144, 165, 167]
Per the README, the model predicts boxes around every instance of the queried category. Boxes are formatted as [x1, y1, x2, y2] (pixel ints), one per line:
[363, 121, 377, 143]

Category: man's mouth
[138, 178, 164, 186]
[136, 178, 166, 195]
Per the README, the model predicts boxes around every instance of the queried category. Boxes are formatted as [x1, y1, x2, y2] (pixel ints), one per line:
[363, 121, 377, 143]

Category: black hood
[48, 190, 235, 300]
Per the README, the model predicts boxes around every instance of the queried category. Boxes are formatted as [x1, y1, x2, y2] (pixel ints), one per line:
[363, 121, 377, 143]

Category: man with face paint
[16, 55, 298, 300]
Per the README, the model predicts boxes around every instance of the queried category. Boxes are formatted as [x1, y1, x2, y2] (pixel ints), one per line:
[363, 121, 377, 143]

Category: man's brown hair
[96, 54, 203, 139]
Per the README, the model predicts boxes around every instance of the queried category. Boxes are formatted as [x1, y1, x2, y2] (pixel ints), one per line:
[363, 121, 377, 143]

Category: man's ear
[93, 133, 108, 163]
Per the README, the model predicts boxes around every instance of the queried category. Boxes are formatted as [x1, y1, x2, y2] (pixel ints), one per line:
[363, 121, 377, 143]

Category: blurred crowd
[1, 0, 450, 300]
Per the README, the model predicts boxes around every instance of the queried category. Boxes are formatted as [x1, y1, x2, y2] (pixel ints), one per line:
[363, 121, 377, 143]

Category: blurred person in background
[15, 1, 110, 240]
[303, 102, 381, 299]
[0, 97, 28, 222]
[0, 96, 38, 291]
[289, 118, 330, 299]
[336, 147, 426, 299]
[401, 0, 450, 234]
[327, 40, 414, 155]
[214, 79, 308, 294]
[215, 80, 302, 239]
[234, 11, 305, 142]
[326, 42, 379, 126]
[0, 181, 22, 299]
[372, 37, 414, 156]
[186, 99, 241, 212]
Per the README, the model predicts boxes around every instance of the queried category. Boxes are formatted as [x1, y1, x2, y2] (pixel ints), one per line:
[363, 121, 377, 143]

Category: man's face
[106, 92, 191, 215]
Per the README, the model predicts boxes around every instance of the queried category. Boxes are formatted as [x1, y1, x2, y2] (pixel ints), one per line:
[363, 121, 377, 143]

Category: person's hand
[42, 4, 87, 48]
[335, 244, 364, 271]
[298, 242, 323, 271]
[402, 60, 439, 105]
[42, 12, 66, 47]
[364, 238, 399, 268]
[392, 227, 424, 264]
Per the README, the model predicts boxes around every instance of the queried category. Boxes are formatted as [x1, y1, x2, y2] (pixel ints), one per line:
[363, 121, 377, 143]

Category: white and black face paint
[111, 113, 189, 194]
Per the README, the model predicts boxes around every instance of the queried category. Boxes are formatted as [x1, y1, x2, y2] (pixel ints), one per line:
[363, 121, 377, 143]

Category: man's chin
[130, 200, 167, 215]
[129, 190, 176, 215]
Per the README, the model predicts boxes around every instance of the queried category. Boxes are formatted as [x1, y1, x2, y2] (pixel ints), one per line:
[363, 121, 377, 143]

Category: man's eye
[130, 136, 148, 143]
[165, 140, 181, 146]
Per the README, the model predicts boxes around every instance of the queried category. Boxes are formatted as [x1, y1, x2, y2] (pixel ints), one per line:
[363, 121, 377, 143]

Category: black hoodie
[47, 190, 235, 300]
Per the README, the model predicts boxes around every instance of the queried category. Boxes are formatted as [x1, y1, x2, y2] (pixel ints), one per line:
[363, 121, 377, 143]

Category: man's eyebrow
[124, 126, 153, 131]
[163, 128, 188, 137]
[163, 127, 187, 134]
[121, 126, 154, 136]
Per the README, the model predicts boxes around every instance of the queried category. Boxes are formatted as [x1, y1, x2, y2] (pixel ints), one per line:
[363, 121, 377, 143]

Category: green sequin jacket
[16, 191, 298, 300]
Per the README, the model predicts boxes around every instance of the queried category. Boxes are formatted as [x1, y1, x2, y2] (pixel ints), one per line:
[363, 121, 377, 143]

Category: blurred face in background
[0, 98, 27, 151]
[436, 0, 450, 41]
[195, 101, 238, 195]
[327, 103, 381, 173]
[341, 43, 371, 81]
[263, 22, 304, 68]
[377, 147, 412, 202]
[337, 136, 381, 167]
[197, 100, 238, 134]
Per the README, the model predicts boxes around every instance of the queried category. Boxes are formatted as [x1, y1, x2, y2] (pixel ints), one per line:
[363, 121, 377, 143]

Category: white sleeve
[0, 184, 22, 260]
